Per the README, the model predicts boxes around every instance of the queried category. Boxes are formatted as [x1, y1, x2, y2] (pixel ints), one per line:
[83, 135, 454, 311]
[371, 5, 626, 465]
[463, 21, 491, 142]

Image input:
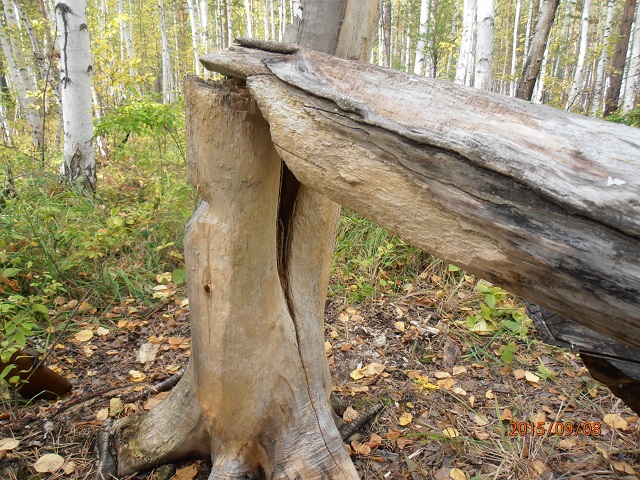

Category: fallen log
[202, 40, 640, 350]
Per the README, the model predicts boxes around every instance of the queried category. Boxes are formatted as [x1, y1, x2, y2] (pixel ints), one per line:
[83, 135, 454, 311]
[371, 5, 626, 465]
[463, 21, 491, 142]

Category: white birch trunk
[225, 0, 233, 48]
[158, 0, 175, 103]
[56, 0, 95, 190]
[269, 0, 275, 41]
[1, 0, 43, 147]
[456, 0, 476, 85]
[623, 3, 640, 113]
[243, 0, 252, 37]
[117, 0, 135, 78]
[263, 0, 269, 39]
[278, 0, 284, 41]
[590, 0, 614, 115]
[198, 0, 208, 52]
[413, 0, 431, 76]
[509, 0, 521, 96]
[187, 0, 202, 75]
[523, 0, 534, 58]
[474, 0, 494, 91]
[566, 0, 591, 111]
[621, 19, 635, 103]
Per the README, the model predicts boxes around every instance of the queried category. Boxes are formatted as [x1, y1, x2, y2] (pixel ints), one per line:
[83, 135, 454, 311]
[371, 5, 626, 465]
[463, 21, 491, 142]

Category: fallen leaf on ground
[343, 406, 359, 423]
[175, 464, 198, 480]
[442, 427, 459, 438]
[350, 362, 385, 380]
[351, 440, 371, 455]
[74, 330, 93, 342]
[610, 460, 636, 475]
[96, 408, 109, 421]
[525, 371, 540, 383]
[449, 468, 466, 480]
[603, 414, 628, 430]
[398, 412, 413, 426]
[437, 377, 455, 390]
[129, 370, 147, 382]
[0, 438, 19, 451]
[558, 438, 577, 449]
[452, 366, 467, 376]
[96, 326, 110, 336]
[396, 437, 413, 449]
[512, 369, 526, 380]
[386, 428, 402, 441]
[500, 409, 512, 421]
[33, 453, 64, 473]
[366, 433, 382, 448]
[110, 397, 124, 416]
[62, 460, 77, 474]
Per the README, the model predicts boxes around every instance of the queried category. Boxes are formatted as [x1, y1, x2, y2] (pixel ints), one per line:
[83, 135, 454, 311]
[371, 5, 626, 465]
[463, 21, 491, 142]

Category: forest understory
[1, 265, 638, 480]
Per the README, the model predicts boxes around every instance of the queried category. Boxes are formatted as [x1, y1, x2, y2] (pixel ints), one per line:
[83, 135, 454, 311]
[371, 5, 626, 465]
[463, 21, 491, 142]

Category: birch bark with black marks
[566, 0, 591, 111]
[590, 0, 614, 115]
[56, 0, 95, 191]
[604, 0, 636, 116]
[622, 0, 640, 113]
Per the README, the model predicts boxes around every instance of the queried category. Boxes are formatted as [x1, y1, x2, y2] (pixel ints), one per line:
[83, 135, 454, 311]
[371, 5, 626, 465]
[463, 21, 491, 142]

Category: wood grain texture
[202, 45, 640, 350]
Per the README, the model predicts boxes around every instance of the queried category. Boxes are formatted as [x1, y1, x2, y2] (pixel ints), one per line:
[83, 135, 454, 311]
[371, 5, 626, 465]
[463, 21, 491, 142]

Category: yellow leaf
[351, 440, 371, 456]
[74, 329, 93, 342]
[415, 376, 440, 392]
[449, 467, 466, 480]
[512, 369, 526, 380]
[442, 427, 459, 438]
[96, 327, 110, 336]
[558, 438, 577, 449]
[96, 408, 109, 421]
[434, 371, 452, 379]
[0, 438, 19, 451]
[452, 387, 467, 395]
[398, 412, 413, 426]
[109, 397, 124, 416]
[500, 408, 513, 421]
[77, 301, 93, 313]
[525, 371, 540, 383]
[473, 415, 488, 426]
[394, 321, 405, 332]
[437, 377, 455, 390]
[452, 366, 467, 376]
[33, 453, 64, 473]
[325, 341, 333, 354]
[485, 390, 494, 399]
[129, 370, 147, 382]
[603, 413, 628, 430]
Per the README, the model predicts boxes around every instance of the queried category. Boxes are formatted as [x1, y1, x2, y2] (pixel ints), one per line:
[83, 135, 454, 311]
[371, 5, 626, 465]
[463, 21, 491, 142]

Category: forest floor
[1, 274, 639, 480]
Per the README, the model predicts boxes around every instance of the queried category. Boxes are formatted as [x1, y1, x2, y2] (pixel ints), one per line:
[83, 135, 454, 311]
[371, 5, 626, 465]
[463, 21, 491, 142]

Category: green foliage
[465, 283, 530, 336]
[332, 210, 431, 302]
[606, 108, 640, 128]
[95, 99, 184, 141]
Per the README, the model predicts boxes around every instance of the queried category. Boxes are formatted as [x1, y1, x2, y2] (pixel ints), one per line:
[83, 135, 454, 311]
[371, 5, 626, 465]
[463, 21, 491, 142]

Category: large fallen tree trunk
[202, 41, 640, 351]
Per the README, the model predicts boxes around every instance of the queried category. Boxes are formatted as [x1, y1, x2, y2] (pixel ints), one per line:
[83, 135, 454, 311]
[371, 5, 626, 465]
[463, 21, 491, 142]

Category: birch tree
[187, 0, 202, 75]
[56, 0, 95, 190]
[622, 1, 640, 113]
[566, 0, 591, 111]
[516, 0, 560, 100]
[158, 0, 175, 103]
[509, 0, 521, 96]
[455, 0, 476, 85]
[414, 0, 431, 75]
[244, 0, 253, 37]
[0, 0, 43, 148]
[590, 0, 614, 115]
[225, 0, 233, 48]
[474, 0, 494, 90]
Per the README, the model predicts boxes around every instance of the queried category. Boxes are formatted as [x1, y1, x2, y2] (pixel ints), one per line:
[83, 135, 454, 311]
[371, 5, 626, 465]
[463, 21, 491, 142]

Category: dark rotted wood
[201, 44, 640, 350]
[1, 349, 72, 400]
[525, 301, 640, 414]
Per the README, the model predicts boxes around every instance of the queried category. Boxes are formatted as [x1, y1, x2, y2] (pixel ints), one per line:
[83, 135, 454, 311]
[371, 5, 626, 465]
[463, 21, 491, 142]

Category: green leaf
[2, 268, 20, 278]
[476, 283, 492, 294]
[447, 264, 460, 272]
[484, 294, 496, 308]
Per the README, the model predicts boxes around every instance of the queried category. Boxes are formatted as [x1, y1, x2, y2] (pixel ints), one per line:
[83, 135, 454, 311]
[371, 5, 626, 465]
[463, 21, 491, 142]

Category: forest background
[1, 0, 640, 415]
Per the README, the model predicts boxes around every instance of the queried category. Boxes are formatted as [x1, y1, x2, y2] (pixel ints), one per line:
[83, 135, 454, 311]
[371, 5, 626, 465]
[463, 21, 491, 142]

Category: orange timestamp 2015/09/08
[509, 421, 602, 437]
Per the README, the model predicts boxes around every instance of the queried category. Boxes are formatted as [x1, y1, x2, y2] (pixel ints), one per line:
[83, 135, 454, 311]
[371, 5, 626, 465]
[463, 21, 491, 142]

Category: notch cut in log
[201, 42, 640, 351]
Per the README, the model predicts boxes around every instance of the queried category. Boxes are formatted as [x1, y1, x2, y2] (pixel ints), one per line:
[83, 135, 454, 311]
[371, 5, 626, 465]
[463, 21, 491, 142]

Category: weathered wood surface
[202, 42, 640, 350]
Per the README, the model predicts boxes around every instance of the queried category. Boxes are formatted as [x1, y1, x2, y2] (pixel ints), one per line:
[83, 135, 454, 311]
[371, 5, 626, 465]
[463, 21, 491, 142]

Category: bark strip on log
[202, 44, 640, 350]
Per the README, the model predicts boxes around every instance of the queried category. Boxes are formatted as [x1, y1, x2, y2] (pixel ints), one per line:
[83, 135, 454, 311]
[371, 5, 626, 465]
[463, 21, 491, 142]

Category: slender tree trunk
[187, 0, 202, 75]
[456, 0, 476, 85]
[158, 0, 175, 103]
[198, 0, 209, 52]
[590, 0, 614, 115]
[56, 0, 95, 190]
[509, 0, 521, 96]
[523, 0, 534, 58]
[269, 0, 275, 41]
[414, 0, 431, 75]
[604, 0, 636, 116]
[622, 1, 640, 113]
[279, 0, 284, 41]
[0, 0, 43, 148]
[566, 0, 591, 111]
[244, 0, 253, 37]
[474, 0, 494, 90]
[100, 2, 380, 477]
[516, 0, 560, 100]
[532, 40, 549, 103]
[226, 0, 233, 48]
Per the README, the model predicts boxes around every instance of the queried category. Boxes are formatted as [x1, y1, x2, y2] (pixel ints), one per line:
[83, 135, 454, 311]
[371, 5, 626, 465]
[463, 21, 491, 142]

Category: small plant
[465, 283, 530, 336]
